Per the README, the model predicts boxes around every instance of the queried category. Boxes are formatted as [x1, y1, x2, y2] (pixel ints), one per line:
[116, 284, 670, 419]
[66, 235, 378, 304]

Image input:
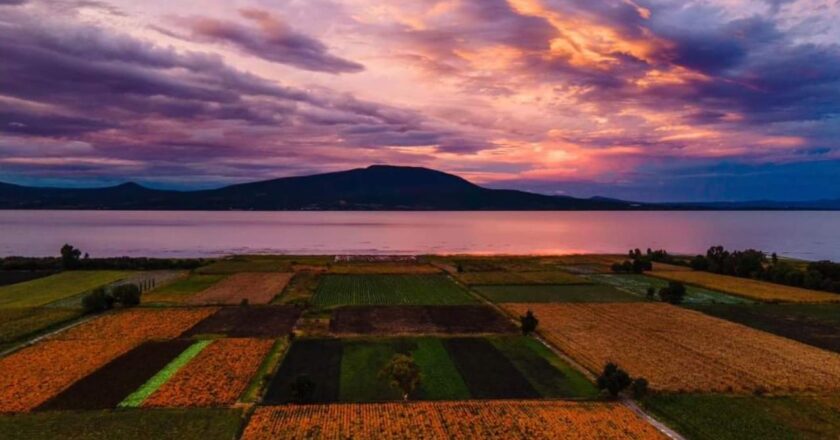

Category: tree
[111, 284, 141, 306]
[596, 362, 632, 397]
[290, 374, 316, 403]
[379, 354, 421, 400]
[630, 378, 649, 398]
[82, 288, 114, 314]
[520, 310, 539, 335]
[60, 244, 82, 269]
[658, 281, 686, 305]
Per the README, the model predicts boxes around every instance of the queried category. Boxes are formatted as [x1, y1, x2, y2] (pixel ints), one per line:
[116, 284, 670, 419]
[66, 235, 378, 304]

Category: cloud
[172, 8, 364, 74]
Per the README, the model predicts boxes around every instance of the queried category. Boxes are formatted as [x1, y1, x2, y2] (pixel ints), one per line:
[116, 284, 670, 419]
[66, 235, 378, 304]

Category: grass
[141, 274, 225, 304]
[272, 272, 321, 305]
[689, 303, 840, 353]
[0, 408, 243, 440]
[456, 271, 586, 286]
[443, 337, 538, 399]
[313, 275, 476, 307]
[195, 257, 292, 274]
[0, 271, 132, 308]
[473, 284, 641, 303]
[587, 274, 752, 304]
[490, 336, 598, 398]
[411, 338, 471, 400]
[650, 270, 840, 303]
[119, 340, 212, 408]
[643, 394, 840, 440]
[339, 340, 403, 401]
[0, 308, 83, 350]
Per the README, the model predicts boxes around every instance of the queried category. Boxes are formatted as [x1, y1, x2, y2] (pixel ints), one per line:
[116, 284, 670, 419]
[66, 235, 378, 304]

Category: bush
[111, 284, 141, 306]
[520, 310, 539, 335]
[82, 288, 114, 314]
[596, 362, 632, 398]
[658, 281, 686, 305]
[630, 377, 649, 398]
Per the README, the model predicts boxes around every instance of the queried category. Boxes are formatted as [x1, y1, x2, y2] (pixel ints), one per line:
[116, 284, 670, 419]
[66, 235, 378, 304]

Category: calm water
[0, 211, 838, 260]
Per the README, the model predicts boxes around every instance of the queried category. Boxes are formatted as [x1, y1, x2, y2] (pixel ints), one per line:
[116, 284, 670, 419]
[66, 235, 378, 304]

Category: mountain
[0, 165, 642, 210]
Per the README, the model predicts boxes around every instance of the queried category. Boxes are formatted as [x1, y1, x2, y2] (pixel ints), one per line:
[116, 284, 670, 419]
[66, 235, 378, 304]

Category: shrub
[630, 378, 648, 399]
[379, 354, 421, 401]
[82, 288, 114, 314]
[658, 281, 686, 305]
[520, 310, 539, 335]
[596, 362, 632, 398]
[111, 284, 141, 306]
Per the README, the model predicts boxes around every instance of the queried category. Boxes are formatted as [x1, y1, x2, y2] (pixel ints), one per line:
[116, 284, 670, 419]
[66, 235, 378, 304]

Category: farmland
[141, 274, 226, 304]
[241, 401, 666, 440]
[473, 283, 641, 302]
[188, 272, 293, 305]
[650, 269, 840, 303]
[313, 274, 476, 307]
[587, 273, 752, 304]
[503, 303, 840, 393]
[182, 306, 301, 337]
[690, 303, 840, 353]
[0, 307, 83, 350]
[455, 270, 586, 285]
[329, 305, 516, 334]
[0, 271, 132, 307]
[264, 336, 596, 403]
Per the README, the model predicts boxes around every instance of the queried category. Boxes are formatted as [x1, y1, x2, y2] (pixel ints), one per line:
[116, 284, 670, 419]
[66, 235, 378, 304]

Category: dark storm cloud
[174, 9, 364, 74]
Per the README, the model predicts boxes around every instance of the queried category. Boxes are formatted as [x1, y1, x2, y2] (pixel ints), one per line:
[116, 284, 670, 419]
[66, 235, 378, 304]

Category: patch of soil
[182, 306, 302, 337]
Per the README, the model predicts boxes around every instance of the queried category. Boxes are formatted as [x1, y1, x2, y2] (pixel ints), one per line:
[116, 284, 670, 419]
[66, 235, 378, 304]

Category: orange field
[241, 401, 665, 440]
[650, 270, 840, 303]
[143, 338, 273, 407]
[504, 303, 840, 393]
[0, 339, 132, 412]
[53, 308, 216, 342]
[188, 272, 293, 305]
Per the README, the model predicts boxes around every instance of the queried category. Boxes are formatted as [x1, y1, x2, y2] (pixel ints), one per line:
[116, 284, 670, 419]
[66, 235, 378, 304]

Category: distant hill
[0, 165, 642, 210]
[1, 165, 837, 210]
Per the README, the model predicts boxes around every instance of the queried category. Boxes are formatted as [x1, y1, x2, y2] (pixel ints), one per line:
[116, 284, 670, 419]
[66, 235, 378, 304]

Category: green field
[141, 274, 225, 304]
[0, 271, 132, 308]
[0, 408, 243, 440]
[643, 395, 840, 440]
[313, 275, 476, 307]
[267, 336, 595, 403]
[0, 308, 83, 351]
[587, 274, 752, 304]
[273, 272, 321, 305]
[195, 256, 303, 274]
[456, 271, 586, 285]
[473, 284, 641, 303]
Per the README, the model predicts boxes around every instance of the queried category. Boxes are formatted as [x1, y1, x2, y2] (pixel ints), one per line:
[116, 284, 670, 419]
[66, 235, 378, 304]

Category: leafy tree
[290, 374, 316, 403]
[596, 363, 632, 397]
[520, 310, 539, 335]
[111, 284, 141, 306]
[630, 377, 649, 399]
[60, 244, 82, 269]
[82, 288, 114, 314]
[379, 354, 421, 401]
[658, 281, 686, 305]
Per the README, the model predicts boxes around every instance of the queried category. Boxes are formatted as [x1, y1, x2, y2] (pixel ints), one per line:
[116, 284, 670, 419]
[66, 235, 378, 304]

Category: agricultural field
[503, 303, 840, 393]
[242, 401, 665, 440]
[263, 336, 595, 403]
[643, 395, 840, 440]
[54, 308, 216, 343]
[195, 256, 292, 274]
[271, 271, 321, 305]
[455, 270, 586, 285]
[188, 272, 293, 305]
[141, 274, 226, 304]
[0, 307, 83, 351]
[690, 303, 840, 353]
[328, 263, 441, 274]
[0, 408, 245, 440]
[0, 270, 56, 287]
[144, 338, 274, 407]
[0, 271, 132, 308]
[182, 306, 301, 337]
[330, 305, 516, 334]
[313, 275, 476, 307]
[587, 274, 752, 304]
[474, 284, 641, 303]
[650, 269, 840, 303]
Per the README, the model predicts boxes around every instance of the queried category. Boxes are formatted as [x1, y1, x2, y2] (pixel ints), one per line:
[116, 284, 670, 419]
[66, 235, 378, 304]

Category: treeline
[0, 244, 211, 271]
[633, 245, 840, 295]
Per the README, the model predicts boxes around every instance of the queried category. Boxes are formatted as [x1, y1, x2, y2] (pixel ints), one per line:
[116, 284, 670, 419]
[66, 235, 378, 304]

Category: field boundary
[0, 313, 97, 359]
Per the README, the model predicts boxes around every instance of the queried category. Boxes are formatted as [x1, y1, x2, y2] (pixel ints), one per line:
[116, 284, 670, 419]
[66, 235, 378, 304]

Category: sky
[1, 0, 839, 202]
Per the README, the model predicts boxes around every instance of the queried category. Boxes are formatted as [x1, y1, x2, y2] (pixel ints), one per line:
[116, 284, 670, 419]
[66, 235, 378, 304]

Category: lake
[1, 210, 838, 260]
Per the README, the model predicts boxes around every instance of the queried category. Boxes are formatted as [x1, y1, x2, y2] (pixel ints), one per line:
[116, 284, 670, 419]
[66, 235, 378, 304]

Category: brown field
[650, 262, 691, 272]
[241, 401, 665, 440]
[455, 270, 586, 285]
[328, 263, 441, 274]
[503, 303, 840, 393]
[188, 273, 294, 305]
[650, 270, 840, 303]
[143, 338, 273, 407]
